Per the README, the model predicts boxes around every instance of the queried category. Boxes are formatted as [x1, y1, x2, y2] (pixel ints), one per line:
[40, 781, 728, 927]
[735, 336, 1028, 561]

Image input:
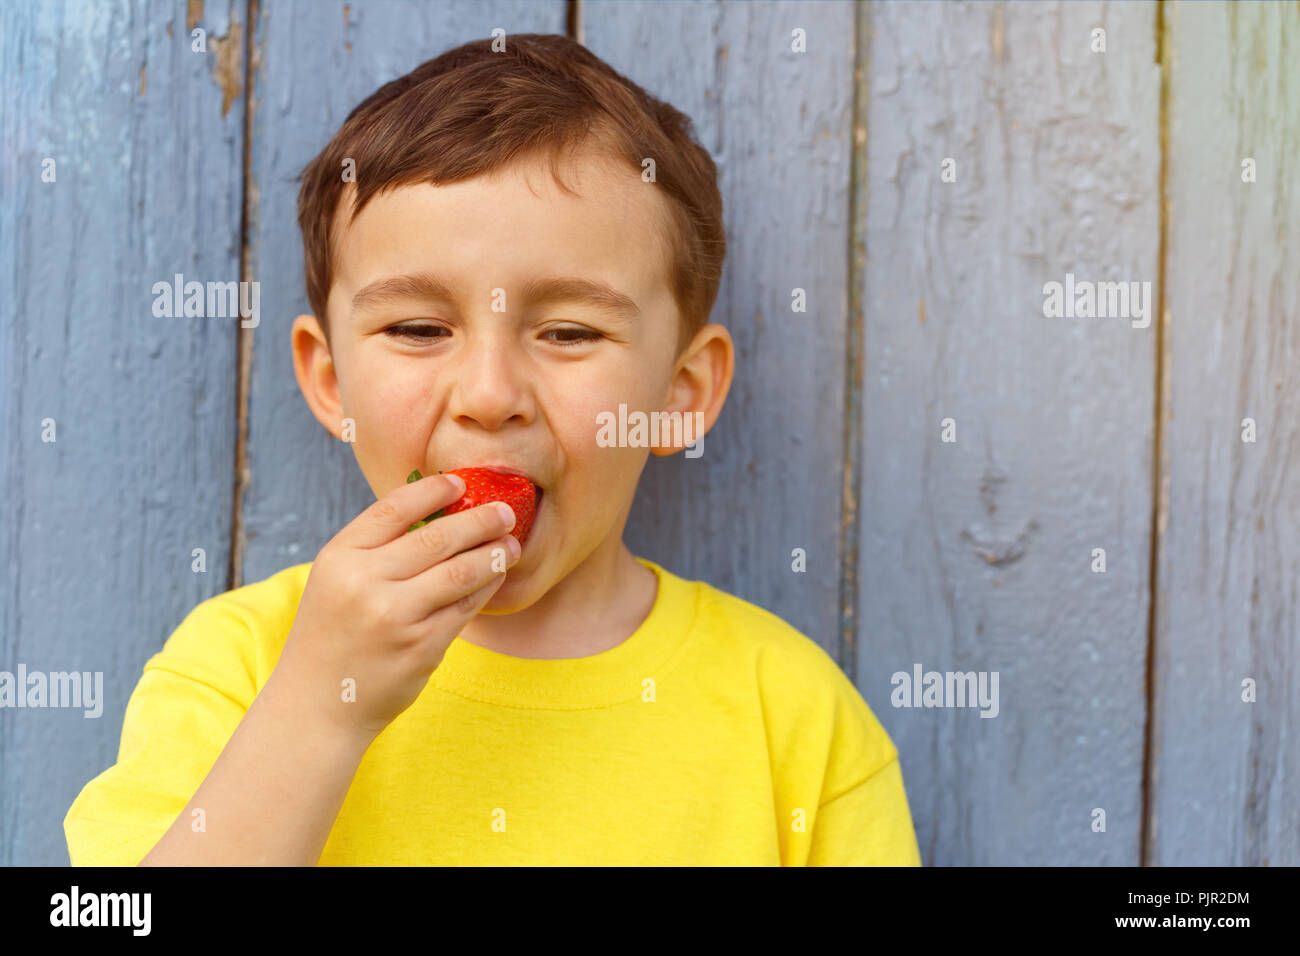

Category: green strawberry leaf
[405, 467, 446, 531]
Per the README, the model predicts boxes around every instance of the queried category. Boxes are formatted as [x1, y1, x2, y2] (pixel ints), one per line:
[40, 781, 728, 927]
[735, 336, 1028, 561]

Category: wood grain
[586, 0, 856, 655]
[1149, 0, 1300, 866]
[3, 0, 1294, 868]
[856, 0, 1161, 864]
[0, 0, 245, 864]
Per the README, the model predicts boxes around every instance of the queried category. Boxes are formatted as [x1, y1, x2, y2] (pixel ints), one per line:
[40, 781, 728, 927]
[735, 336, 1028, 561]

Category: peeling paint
[1157, 312, 1171, 537]
[979, 466, 1007, 515]
[991, 4, 1005, 64]
[838, 1, 871, 681]
[965, 465, 1037, 564]
[187, 0, 202, 33]
[208, 13, 243, 118]
[918, 297, 925, 323]
[138, 62, 146, 96]
[961, 518, 1039, 566]
[344, 3, 352, 54]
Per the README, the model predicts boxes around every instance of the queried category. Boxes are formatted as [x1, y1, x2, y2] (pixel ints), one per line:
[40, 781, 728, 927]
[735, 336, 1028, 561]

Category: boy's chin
[476, 565, 540, 615]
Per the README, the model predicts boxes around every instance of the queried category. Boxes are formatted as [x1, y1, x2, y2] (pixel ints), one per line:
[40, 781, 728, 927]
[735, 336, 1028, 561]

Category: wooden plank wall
[1151, 0, 1299, 866]
[1, 0, 244, 866]
[859, 0, 1161, 865]
[1, 0, 1295, 866]
[593, 1, 855, 653]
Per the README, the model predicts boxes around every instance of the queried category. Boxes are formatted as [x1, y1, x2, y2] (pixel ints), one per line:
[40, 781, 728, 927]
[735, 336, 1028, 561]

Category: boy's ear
[651, 322, 735, 457]
[292, 313, 345, 439]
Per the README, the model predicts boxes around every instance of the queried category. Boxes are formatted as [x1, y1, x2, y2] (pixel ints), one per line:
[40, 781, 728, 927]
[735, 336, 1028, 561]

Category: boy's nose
[445, 333, 535, 430]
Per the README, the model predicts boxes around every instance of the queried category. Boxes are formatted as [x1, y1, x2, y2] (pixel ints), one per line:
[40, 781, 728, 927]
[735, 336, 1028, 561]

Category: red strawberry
[407, 467, 537, 545]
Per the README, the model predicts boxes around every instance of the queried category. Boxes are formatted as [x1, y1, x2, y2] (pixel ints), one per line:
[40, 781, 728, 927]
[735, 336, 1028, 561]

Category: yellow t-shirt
[64, 557, 921, 866]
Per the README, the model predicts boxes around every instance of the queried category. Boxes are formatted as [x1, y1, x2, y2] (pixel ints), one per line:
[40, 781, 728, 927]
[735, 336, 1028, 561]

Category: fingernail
[495, 502, 516, 529]
[506, 535, 521, 560]
[447, 474, 466, 494]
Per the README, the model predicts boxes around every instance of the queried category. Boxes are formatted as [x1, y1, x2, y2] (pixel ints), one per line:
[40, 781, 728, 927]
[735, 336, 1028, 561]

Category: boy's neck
[457, 538, 658, 660]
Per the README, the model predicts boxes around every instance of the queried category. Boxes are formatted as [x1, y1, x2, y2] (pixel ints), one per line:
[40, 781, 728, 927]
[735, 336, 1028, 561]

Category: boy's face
[292, 147, 731, 611]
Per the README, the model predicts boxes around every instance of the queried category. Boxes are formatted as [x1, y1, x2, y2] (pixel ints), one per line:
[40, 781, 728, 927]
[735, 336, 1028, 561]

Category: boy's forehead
[328, 150, 676, 313]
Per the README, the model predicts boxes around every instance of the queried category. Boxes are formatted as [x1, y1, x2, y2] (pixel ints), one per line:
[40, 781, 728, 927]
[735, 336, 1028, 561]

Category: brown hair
[296, 33, 725, 355]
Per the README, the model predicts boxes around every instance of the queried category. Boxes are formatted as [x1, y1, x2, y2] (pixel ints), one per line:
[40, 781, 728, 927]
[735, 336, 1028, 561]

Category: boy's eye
[543, 326, 603, 347]
[381, 324, 603, 347]
[383, 323, 448, 342]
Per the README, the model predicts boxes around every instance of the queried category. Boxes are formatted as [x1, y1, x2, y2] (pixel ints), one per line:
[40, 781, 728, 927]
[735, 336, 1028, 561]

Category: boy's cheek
[551, 443, 645, 517]
[342, 402, 434, 496]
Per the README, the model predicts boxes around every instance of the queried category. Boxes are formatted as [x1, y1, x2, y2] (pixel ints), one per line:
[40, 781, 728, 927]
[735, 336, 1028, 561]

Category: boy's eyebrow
[350, 271, 641, 320]
[351, 272, 455, 316]
[521, 276, 641, 320]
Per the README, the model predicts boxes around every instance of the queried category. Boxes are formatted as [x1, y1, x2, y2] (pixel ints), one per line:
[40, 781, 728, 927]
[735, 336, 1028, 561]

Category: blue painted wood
[856, 0, 1160, 864]
[1150, 0, 1300, 866]
[585, 0, 856, 657]
[0, 0, 245, 865]
[1, 0, 1293, 870]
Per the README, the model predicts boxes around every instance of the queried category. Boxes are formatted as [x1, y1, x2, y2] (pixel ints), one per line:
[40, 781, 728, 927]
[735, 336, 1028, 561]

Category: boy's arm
[137, 666, 375, 866]
[806, 753, 923, 866]
[64, 594, 373, 866]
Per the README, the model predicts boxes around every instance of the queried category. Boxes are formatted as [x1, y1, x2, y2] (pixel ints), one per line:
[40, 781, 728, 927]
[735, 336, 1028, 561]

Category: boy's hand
[275, 471, 521, 742]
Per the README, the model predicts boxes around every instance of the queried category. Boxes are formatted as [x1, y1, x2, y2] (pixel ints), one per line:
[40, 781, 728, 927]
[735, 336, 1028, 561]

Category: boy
[64, 33, 921, 866]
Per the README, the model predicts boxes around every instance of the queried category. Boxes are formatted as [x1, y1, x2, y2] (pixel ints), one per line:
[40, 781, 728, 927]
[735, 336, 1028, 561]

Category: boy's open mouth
[407, 465, 543, 545]
[470, 465, 543, 508]
[468, 466, 542, 549]
[482, 468, 542, 527]
[452, 465, 543, 545]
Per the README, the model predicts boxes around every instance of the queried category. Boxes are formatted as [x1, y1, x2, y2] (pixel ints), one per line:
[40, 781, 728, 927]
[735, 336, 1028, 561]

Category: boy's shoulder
[189, 561, 313, 624]
[659, 560, 900, 794]
[148, 562, 313, 695]
[661, 559, 854, 688]
[174, 561, 312, 638]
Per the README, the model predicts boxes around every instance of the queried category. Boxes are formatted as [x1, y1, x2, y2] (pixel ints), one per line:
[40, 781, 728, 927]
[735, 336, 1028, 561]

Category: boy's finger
[380, 503, 517, 580]
[394, 535, 515, 624]
[339, 472, 467, 549]
[411, 571, 507, 673]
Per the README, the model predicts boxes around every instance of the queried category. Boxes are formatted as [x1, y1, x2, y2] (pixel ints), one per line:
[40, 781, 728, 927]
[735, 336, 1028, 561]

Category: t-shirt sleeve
[806, 753, 923, 866]
[748, 600, 924, 867]
[801, 652, 923, 866]
[63, 595, 259, 866]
